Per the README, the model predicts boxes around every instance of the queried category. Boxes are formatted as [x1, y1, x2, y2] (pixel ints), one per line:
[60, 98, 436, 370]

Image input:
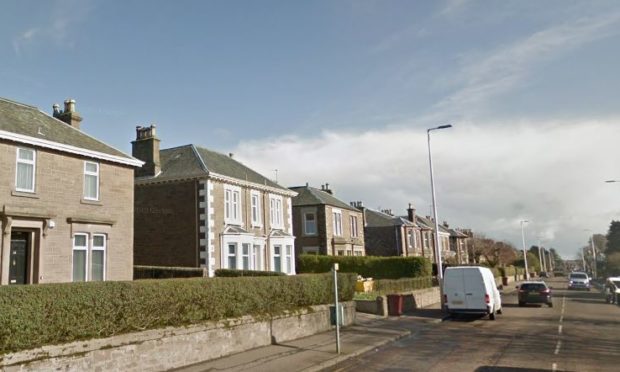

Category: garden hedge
[297, 255, 431, 279]
[215, 269, 286, 277]
[134, 265, 205, 279]
[373, 277, 434, 293]
[0, 273, 355, 355]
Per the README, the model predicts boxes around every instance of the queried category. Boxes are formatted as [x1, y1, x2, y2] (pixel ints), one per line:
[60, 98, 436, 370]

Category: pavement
[174, 282, 526, 372]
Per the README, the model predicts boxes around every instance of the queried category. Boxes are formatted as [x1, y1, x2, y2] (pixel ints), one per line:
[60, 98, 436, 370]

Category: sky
[2, 0, 620, 259]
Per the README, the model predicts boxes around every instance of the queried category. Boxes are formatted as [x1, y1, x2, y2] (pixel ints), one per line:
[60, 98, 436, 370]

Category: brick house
[353, 203, 421, 257]
[132, 126, 296, 276]
[0, 98, 141, 285]
[290, 184, 365, 257]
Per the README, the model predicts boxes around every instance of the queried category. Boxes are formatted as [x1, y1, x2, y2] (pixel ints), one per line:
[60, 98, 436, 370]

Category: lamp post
[520, 220, 530, 280]
[537, 237, 546, 273]
[427, 124, 452, 308]
[584, 229, 597, 279]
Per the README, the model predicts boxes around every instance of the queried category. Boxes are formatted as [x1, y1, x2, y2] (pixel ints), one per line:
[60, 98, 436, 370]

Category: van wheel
[489, 312, 496, 320]
[548, 303, 553, 308]
[497, 308, 502, 314]
[518, 301, 525, 307]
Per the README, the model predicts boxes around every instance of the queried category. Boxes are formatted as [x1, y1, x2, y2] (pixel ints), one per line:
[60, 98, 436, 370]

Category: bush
[215, 269, 286, 277]
[297, 255, 431, 279]
[134, 265, 205, 279]
[0, 273, 356, 355]
[374, 277, 434, 293]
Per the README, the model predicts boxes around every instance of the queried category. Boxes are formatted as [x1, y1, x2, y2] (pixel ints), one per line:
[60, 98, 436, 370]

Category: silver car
[568, 272, 590, 290]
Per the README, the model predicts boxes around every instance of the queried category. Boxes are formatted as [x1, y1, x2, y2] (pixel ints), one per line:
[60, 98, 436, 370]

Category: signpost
[333, 263, 341, 354]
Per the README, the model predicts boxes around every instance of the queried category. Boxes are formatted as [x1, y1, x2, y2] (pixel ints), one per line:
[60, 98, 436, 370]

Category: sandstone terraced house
[290, 184, 365, 257]
[132, 126, 296, 276]
[0, 98, 142, 285]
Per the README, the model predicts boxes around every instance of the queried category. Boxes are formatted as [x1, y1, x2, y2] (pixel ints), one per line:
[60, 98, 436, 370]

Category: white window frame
[272, 244, 282, 272]
[332, 209, 343, 237]
[242, 243, 251, 270]
[252, 243, 264, 270]
[250, 190, 262, 227]
[227, 243, 238, 269]
[15, 147, 36, 193]
[269, 194, 283, 229]
[350, 215, 358, 238]
[303, 211, 317, 236]
[83, 161, 100, 201]
[91, 233, 107, 281]
[285, 245, 293, 274]
[72, 233, 89, 282]
[224, 185, 242, 225]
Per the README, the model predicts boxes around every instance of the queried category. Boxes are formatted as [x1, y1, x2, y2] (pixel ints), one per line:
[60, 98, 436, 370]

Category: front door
[9, 231, 29, 285]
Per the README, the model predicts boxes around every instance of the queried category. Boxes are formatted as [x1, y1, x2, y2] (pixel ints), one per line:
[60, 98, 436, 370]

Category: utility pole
[520, 220, 530, 280]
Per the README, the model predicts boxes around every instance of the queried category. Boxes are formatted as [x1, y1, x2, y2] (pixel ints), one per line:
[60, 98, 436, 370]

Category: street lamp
[520, 220, 530, 279]
[537, 237, 546, 273]
[584, 229, 597, 279]
[605, 180, 619, 183]
[427, 124, 452, 307]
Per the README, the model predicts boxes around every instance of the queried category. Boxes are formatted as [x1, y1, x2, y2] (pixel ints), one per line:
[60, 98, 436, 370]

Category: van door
[463, 268, 486, 310]
[444, 269, 466, 309]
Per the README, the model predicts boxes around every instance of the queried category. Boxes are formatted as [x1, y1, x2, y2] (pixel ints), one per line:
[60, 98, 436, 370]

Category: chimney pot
[55, 99, 82, 129]
[132, 124, 161, 177]
[229, 153, 234, 158]
[52, 103, 61, 117]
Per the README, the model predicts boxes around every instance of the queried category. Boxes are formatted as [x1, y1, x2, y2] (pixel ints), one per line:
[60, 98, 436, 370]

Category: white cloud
[429, 12, 620, 121]
[234, 119, 620, 259]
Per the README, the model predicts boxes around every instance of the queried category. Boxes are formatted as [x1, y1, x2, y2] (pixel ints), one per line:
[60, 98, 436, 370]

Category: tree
[514, 252, 541, 273]
[606, 220, 620, 254]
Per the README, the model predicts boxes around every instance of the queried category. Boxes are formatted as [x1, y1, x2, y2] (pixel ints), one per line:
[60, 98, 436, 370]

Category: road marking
[552, 362, 558, 371]
[554, 340, 562, 355]
[558, 325, 563, 334]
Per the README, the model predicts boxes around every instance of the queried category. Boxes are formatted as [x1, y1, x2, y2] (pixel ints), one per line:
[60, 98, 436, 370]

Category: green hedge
[297, 255, 431, 279]
[0, 273, 356, 355]
[134, 265, 205, 279]
[373, 277, 434, 293]
[498, 266, 517, 277]
[215, 269, 286, 277]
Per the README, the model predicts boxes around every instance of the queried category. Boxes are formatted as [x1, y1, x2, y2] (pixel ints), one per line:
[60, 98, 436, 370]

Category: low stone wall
[356, 287, 441, 316]
[1, 302, 356, 372]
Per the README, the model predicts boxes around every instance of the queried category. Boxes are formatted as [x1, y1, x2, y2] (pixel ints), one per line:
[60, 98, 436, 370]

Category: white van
[443, 266, 502, 320]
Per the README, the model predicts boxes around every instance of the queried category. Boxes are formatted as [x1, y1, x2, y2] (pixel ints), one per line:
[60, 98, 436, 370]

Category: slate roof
[0, 97, 139, 165]
[289, 186, 359, 212]
[366, 208, 416, 228]
[415, 214, 453, 235]
[138, 144, 290, 193]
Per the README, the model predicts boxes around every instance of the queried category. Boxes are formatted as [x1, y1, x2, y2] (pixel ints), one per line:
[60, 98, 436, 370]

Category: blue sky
[3, 0, 620, 258]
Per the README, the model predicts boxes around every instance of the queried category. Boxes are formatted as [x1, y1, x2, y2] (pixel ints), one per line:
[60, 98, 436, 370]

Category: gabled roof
[138, 144, 292, 194]
[289, 186, 359, 212]
[365, 208, 416, 228]
[0, 97, 141, 166]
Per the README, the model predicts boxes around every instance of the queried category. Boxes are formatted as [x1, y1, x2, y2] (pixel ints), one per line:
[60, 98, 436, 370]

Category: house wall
[134, 180, 198, 267]
[323, 205, 365, 256]
[364, 226, 398, 256]
[0, 141, 134, 283]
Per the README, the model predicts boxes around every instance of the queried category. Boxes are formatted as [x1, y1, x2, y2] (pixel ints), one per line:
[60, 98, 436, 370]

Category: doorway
[9, 231, 30, 284]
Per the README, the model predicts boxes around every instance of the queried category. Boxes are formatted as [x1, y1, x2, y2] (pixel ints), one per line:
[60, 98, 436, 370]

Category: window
[72, 234, 88, 282]
[333, 209, 343, 236]
[227, 243, 237, 269]
[83, 161, 100, 200]
[252, 244, 263, 270]
[15, 148, 36, 192]
[273, 245, 282, 272]
[423, 232, 429, 248]
[224, 186, 242, 225]
[73, 233, 106, 282]
[407, 230, 414, 248]
[251, 191, 261, 226]
[91, 234, 106, 281]
[285, 245, 293, 273]
[350, 215, 358, 238]
[354, 245, 364, 256]
[242, 243, 250, 270]
[269, 195, 283, 228]
[303, 212, 316, 235]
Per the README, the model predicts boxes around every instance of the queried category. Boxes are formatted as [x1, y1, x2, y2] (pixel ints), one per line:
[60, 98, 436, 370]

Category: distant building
[132, 126, 296, 276]
[0, 97, 141, 284]
[290, 184, 365, 257]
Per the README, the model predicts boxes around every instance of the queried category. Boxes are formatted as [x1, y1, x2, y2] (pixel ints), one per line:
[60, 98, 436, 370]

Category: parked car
[443, 266, 502, 320]
[568, 272, 590, 290]
[539, 271, 549, 278]
[604, 277, 620, 304]
[517, 281, 553, 307]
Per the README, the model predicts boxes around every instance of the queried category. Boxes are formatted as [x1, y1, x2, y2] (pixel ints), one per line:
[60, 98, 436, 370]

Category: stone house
[410, 214, 452, 264]
[444, 223, 470, 264]
[353, 203, 421, 257]
[0, 97, 141, 284]
[290, 184, 365, 257]
[132, 126, 296, 276]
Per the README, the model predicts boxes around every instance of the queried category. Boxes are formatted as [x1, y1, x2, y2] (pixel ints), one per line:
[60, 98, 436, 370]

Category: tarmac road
[325, 277, 620, 372]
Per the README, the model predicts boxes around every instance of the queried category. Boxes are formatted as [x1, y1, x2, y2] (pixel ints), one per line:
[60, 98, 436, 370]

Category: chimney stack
[54, 99, 83, 129]
[407, 203, 416, 224]
[132, 125, 161, 177]
[323, 183, 333, 195]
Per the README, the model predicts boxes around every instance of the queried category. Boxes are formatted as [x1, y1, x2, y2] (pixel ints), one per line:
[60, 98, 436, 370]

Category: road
[325, 277, 620, 372]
